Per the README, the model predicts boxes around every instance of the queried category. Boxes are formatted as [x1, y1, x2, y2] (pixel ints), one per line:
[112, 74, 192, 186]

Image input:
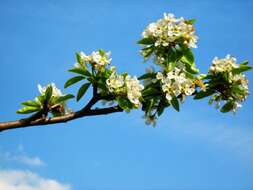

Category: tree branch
[0, 105, 123, 132]
[0, 86, 123, 133]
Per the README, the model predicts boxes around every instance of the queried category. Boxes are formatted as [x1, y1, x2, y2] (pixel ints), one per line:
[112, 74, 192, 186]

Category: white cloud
[0, 170, 71, 190]
[159, 118, 253, 161]
[0, 145, 45, 167]
[17, 155, 45, 166]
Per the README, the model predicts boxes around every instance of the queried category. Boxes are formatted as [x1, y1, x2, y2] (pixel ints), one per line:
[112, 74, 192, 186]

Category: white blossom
[38, 83, 63, 97]
[156, 72, 164, 80]
[142, 13, 198, 49]
[74, 50, 112, 71]
[79, 51, 90, 62]
[106, 71, 125, 93]
[157, 69, 195, 102]
[90, 51, 111, 66]
[209, 54, 238, 73]
[208, 55, 249, 112]
[125, 76, 144, 107]
[106, 71, 144, 108]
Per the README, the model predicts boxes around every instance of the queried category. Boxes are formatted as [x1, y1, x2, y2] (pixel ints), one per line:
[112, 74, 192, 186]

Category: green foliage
[54, 94, 75, 104]
[45, 85, 53, 102]
[77, 83, 91, 101]
[21, 100, 41, 107]
[137, 37, 155, 45]
[138, 72, 156, 80]
[17, 106, 41, 114]
[68, 67, 91, 76]
[232, 64, 252, 74]
[171, 96, 180, 112]
[194, 89, 215, 100]
[64, 76, 85, 88]
[117, 97, 133, 112]
[220, 101, 235, 113]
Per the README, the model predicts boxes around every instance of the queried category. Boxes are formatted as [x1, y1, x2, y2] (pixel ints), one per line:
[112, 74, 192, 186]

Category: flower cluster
[125, 76, 144, 107]
[38, 83, 71, 115]
[156, 68, 195, 102]
[142, 13, 198, 48]
[207, 55, 249, 112]
[17, 83, 74, 116]
[75, 50, 112, 71]
[106, 70, 144, 107]
[209, 54, 238, 73]
[38, 83, 63, 97]
[106, 67, 125, 93]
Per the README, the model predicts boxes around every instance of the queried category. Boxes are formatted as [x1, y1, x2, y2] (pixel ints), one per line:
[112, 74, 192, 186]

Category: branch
[0, 86, 123, 133]
[0, 105, 123, 132]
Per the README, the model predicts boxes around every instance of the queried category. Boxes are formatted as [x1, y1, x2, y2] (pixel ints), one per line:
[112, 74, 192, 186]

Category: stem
[0, 86, 123, 133]
[0, 105, 123, 132]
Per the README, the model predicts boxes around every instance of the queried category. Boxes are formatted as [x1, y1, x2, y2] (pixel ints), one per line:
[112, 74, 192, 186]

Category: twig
[0, 86, 123, 132]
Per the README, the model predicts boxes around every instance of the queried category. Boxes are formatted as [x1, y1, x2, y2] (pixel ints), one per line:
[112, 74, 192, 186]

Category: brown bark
[0, 88, 123, 132]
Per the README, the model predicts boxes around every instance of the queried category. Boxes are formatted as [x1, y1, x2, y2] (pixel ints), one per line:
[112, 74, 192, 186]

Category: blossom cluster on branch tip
[38, 83, 63, 97]
[156, 68, 195, 102]
[17, 83, 74, 116]
[142, 13, 198, 48]
[201, 55, 250, 112]
[209, 54, 239, 73]
[75, 50, 112, 72]
[106, 68, 144, 108]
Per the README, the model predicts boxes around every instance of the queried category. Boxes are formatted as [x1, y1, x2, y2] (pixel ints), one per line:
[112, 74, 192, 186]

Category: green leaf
[194, 89, 215, 100]
[138, 73, 156, 80]
[45, 85, 53, 101]
[36, 95, 45, 103]
[220, 101, 234, 113]
[142, 47, 154, 61]
[168, 61, 177, 71]
[68, 68, 91, 76]
[231, 86, 245, 95]
[171, 96, 180, 112]
[167, 47, 180, 63]
[157, 100, 166, 116]
[240, 61, 249, 65]
[98, 49, 106, 56]
[117, 98, 132, 111]
[232, 65, 252, 74]
[17, 106, 40, 114]
[64, 76, 85, 88]
[137, 38, 155, 45]
[21, 100, 41, 108]
[55, 94, 75, 103]
[147, 99, 154, 113]
[181, 47, 194, 65]
[185, 71, 196, 79]
[142, 87, 160, 97]
[185, 18, 196, 24]
[77, 83, 91, 101]
[76, 53, 83, 64]
[184, 60, 199, 74]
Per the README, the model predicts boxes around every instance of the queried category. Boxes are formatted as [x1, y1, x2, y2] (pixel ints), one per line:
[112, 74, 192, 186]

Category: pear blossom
[38, 83, 63, 97]
[106, 71, 125, 93]
[208, 55, 250, 112]
[90, 51, 112, 66]
[125, 76, 144, 107]
[74, 50, 112, 71]
[106, 71, 144, 108]
[156, 69, 195, 102]
[141, 13, 198, 49]
[209, 54, 238, 73]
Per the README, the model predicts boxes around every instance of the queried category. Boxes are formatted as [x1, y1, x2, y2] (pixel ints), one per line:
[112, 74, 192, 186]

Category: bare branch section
[0, 88, 123, 133]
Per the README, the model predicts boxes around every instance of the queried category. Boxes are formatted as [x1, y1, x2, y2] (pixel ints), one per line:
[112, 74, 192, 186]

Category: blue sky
[0, 0, 253, 190]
